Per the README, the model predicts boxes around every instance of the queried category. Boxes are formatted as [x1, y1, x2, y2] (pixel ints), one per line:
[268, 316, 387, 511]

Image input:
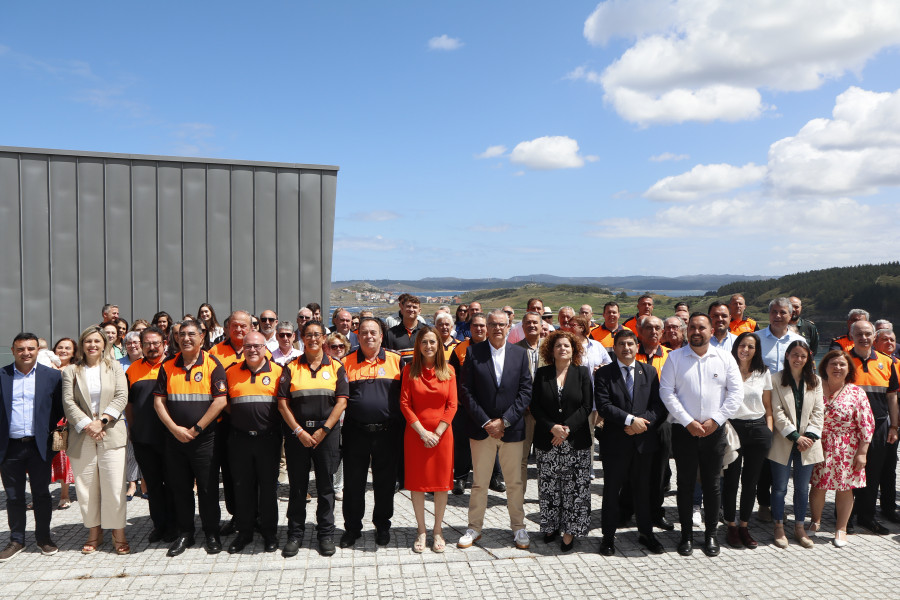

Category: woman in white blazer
[768, 340, 824, 550]
[62, 326, 130, 554]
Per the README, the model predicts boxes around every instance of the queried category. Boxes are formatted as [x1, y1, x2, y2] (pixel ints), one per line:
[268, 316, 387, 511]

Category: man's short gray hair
[875, 328, 895, 341]
[850, 320, 874, 336]
[768, 297, 791, 312]
[848, 308, 870, 321]
[874, 319, 892, 331]
[434, 312, 454, 326]
[488, 309, 509, 324]
[276, 320, 295, 333]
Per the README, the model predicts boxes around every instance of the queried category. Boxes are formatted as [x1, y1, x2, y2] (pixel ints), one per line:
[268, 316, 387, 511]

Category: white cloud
[768, 86, 900, 196]
[509, 136, 590, 170]
[650, 152, 690, 162]
[565, 65, 603, 84]
[428, 35, 463, 51]
[644, 163, 766, 201]
[347, 210, 401, 222]
[581, 0, 900, 124]
[334, 235, 401, 252]
[475, 145, 507, 159]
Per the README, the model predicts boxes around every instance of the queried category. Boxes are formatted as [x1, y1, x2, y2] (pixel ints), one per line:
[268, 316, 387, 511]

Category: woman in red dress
[400, 326, 457, 553]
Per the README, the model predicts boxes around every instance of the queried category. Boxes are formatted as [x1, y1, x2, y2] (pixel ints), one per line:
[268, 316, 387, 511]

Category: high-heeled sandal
[112, 529, 131, 555]
[82, 526, 103, 554]
[806, 521, 820, 536]
[833, 529, 848, 548]
[412, 532, 426, 553]
[432, 533, 445, 553]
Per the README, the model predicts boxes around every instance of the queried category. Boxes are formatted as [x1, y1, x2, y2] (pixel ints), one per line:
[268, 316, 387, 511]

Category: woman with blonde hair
[62, 326, 130, 554]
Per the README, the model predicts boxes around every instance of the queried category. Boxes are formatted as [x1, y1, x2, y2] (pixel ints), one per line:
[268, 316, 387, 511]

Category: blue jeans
[770, 447, 814, 522]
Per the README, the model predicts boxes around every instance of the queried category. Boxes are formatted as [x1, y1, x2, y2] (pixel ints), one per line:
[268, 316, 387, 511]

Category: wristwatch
[100, 417, 109, 425]
[193, 423, 204, 434]
[321, 425, 332, 434]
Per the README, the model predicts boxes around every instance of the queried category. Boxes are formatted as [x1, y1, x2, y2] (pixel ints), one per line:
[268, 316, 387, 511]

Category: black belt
[348, 420, 390, 432]
[233, 429, 278, 437]
[10, 436, 35, 443]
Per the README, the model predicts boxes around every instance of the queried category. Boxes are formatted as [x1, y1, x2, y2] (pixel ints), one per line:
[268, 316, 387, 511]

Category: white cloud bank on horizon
[428, 35, 463, 51]
[509, 135, 597, 170]
[574, 0, 900, 124]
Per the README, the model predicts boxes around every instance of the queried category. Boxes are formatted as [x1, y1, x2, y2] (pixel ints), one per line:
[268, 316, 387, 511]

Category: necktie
[624, 365, 634, 399]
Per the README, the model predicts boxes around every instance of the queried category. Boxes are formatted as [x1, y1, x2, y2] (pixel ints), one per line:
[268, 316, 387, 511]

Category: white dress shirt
[660, 344, 744, 427]
[272, 346, 302, 366]
[489, 342, 506, 387]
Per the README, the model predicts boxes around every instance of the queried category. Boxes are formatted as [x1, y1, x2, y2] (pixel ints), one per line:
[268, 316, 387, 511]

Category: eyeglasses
[251, 321, 259, 327]
[503, 311, 513, 316]
[297, 315, 311, 321]
[143, 341, 163, 348]
[244, 343, 265, 351]
[277, 332, 293, 339]
[259, 317, 276, 323]
[329, 344, 345, 351]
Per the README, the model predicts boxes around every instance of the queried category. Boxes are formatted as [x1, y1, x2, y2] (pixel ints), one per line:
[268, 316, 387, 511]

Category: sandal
[112, 529, 131, 555]
[82, 526, 103, 554]
[432, 533, 445, 554]
[412, 532, 427, 553]
[833, 529, 848, 548]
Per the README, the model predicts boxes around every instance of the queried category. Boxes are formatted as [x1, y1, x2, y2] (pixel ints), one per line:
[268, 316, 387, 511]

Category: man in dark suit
[595, 329, 667, 556]
[457, 310, 533, 550]
[0, 332, 64, 562]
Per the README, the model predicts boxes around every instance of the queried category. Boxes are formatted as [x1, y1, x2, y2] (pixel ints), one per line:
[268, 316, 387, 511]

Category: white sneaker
[514, 528, 530, 549]
[457, 528, 481, 548]
[692, 506, 702, 528]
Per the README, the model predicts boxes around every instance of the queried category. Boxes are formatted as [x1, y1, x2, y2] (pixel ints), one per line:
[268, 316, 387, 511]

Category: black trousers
[756, 459, 773, 507]
[855, 417, 889, 522]
[722, 417, 772, 523]
[672, 424, 726, 535]
[165, 431, 221, 535]
[0, 439, 53, 544]
[230, 430, 281, 538]
[285, 427, 340, 539]
[618, 421, 670, 522]
[342, 421, 401, 534]
[132, 440, 176, 534]
[880, 438, 898, 513]
[215, 415, 236, 516]
[602, 444, 654, 537]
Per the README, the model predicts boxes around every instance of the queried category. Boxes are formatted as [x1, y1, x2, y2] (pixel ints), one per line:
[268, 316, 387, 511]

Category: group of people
[0, 292, 896, 562]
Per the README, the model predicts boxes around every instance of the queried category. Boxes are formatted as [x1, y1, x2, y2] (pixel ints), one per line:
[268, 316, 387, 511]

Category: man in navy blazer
[595, 329, 667, 556]
[457, 310, 533, 550]
[0, 332, 64, 562]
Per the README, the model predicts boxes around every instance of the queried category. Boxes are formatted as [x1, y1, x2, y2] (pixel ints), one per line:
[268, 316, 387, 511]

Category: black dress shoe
[543, 530, 559, 543]
[489, 476, 506, 493]
[219, 519, 236, 537]
[599, 536, 615, 556]
[263, 537, 278, 552]
[340, 531, 361, 548]
[205, 534, 222, 554]
[653, 516, 675, 531]
[638, 533, 665, 554]
[227, 534, 253, 554]
[702, 533, 720, 557]
[282, 537, 300, 558]
[148, 527, 164, 543]
[560, 537, 575, 553]
[166, 535, 195, 557]
[452, 478, 465, 495]
[318, 537, 336, 556]
[859, 518, 890, 535]
[882, 510, 900, 524]
[677, 536, 693, 556]
[375, 528, 391, 546]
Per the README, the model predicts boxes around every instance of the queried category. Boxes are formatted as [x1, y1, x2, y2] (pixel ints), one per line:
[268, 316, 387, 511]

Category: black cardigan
[529, 363, 594, 451]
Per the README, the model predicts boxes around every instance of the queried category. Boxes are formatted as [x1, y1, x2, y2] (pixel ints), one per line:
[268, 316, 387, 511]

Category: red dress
[400, 365, 457, 492]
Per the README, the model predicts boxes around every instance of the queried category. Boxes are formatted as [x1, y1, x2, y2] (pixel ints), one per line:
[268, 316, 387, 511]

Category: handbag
[52, 425, 68, 452]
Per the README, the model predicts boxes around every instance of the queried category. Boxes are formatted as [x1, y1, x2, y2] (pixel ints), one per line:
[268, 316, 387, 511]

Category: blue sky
[3, 1, 900, 281]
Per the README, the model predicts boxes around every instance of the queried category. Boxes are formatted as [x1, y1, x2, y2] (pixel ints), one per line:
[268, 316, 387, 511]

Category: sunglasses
[259, 317, 276, 323]
[251, 321, 259, 327]
[277, 332, 293, 339]
[329, 344, 345, 351]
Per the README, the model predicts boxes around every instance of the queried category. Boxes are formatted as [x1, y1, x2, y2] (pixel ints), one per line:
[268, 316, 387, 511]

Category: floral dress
[810, 384, 875, 491]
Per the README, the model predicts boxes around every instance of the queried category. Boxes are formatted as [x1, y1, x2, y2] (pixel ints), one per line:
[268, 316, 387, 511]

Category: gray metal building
[0, 145, 337, 347]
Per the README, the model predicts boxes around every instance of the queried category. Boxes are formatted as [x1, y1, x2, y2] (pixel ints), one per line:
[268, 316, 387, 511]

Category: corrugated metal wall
[0, 146, 337, 346]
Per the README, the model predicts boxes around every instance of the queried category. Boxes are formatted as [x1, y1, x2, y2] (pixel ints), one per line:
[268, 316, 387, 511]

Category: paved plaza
[2, 455, 899, 599]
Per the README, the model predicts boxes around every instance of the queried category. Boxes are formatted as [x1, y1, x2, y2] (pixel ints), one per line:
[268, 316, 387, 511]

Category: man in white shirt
[508, 298, 552, 344]
[259, 310, 279, 352]
[271, 322, 302, 366]
[660, 313, 743, 558]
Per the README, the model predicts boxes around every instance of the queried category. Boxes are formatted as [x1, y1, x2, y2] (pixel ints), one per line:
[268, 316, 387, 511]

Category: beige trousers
[468, 436, 525, 533]
[70, 438, 127, 529]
